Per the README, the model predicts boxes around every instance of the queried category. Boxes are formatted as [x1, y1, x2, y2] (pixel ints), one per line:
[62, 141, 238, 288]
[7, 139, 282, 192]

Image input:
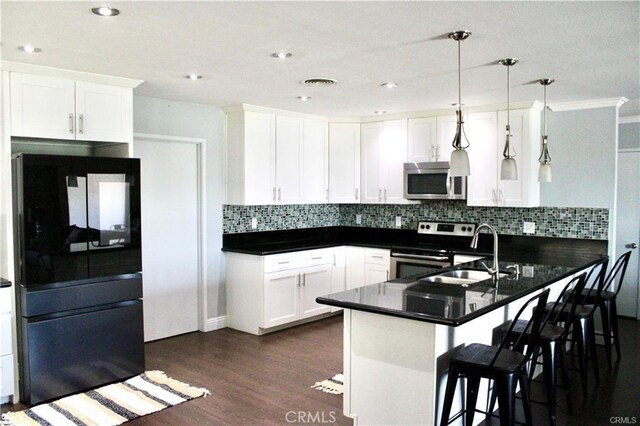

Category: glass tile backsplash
[223, 202, 609, 240]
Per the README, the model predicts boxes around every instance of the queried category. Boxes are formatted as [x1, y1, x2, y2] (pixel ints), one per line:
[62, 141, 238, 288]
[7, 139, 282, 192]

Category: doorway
[134, 134, 205, 341]
[615, 149, 640, 319]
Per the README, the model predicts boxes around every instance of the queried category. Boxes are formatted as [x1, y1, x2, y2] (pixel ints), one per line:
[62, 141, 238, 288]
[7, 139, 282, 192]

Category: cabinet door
[380, 119, 407, 203]
[10, 73, 76, 140]
[364, 263, 389, 285]
[75, 81, 133, 143]
[330, 247, 346, 312]
[244, 111, 276, 205]
[466, 111, 499, 207]
[264, 270, 299, 328]
[346, 246, 366, 289]
[329, 123, 361, 203]
[300, 265, 332, 319]
[408, 117, 437, 163]
[361, 122, 383, 203]
[275, 116, 302, 204]
[301, 119, 329, 203]
[436, 115, 459, 163]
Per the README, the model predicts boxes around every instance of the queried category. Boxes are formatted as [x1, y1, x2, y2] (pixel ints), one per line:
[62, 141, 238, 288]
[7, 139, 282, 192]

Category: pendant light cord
[543, 84, 548, 137]
[457, 39, 462, 112]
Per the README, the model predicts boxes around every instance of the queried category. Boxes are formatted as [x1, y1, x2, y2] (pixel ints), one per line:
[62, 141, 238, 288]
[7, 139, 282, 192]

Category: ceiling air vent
[301, 78, 338, 86]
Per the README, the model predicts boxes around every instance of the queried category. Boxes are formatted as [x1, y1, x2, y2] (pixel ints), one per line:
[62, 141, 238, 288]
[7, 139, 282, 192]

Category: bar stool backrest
[579, 257, 609, 314]
[544, 273, 587, 336]
[490, 289, 550, 368]
[602, 251, 632, 297]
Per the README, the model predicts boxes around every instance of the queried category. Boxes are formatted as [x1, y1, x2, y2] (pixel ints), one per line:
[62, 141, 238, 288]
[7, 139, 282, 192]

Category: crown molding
[222, 103, 330, 121]
[548, 97, 628, 112]
[0, 61, 143, 88]
[619, 115, 640, 124]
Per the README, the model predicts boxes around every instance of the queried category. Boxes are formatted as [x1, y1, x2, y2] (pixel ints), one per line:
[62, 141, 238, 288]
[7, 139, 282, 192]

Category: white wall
[133, 96, 226, 321]
[619, 120, 640, 150]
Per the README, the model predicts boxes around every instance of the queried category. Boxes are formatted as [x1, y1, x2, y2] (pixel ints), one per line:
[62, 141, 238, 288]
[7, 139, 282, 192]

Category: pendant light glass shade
[448, 31, 471, 177]
[500, 59, 518, 181]
[538, 79, 554, 183]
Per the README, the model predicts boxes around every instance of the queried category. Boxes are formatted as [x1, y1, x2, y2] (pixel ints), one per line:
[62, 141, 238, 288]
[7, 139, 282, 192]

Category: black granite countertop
[223, 226, 607, 266]
[316, 257, 605, 327]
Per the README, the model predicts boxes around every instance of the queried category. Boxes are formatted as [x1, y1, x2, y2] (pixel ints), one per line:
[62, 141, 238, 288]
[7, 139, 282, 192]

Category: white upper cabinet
[466, 108, 541, 207]
[436, 115, 459, 163]
[226, 107, 328, 205]
[275, 116, 303, 204]
[10, 73, 133, 143]
[408, 117, 437, 163]
[301, 119, 329, 203]
[329, 123, 361, 203]
[361, 119, 408, 204]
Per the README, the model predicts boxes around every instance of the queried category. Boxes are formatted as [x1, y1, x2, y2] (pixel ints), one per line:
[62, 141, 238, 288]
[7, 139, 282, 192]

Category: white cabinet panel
[436, 115, 459, 163]
[346, 246, 366, 289]
[275, 116, 302, 204]
[365, 263, 389, 284]
[467, 111, 499, 206]
[301, 119, 329, 203]
[264, 270, 299, 328]
[243, 111, 276, 204]
[361, 120, 407, 204]
[75, 81, 132, 143]
[408, 117, 438, 163]
[11, 73, 75, 140]
[10, 73, 133, 143]
[300, 265, 332, 318]
[329, 123, 361, 203]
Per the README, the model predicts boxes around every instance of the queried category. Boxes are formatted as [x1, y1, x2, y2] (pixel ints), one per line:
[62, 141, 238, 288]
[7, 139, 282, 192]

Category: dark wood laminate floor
[3, 315, 639, 425]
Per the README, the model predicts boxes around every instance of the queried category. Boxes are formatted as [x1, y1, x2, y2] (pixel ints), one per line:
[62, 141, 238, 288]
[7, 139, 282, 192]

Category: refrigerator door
[86, 157, 142, 278]
[16, 154, 89, 286]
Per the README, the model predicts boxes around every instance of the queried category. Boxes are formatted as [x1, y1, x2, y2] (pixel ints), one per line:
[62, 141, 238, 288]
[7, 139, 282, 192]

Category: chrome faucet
[470, 223, 500, 281]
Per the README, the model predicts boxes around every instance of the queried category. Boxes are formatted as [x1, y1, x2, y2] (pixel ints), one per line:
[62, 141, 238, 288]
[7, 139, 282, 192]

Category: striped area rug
[311, 373, 344, 395]
[2, 371, 209, 426]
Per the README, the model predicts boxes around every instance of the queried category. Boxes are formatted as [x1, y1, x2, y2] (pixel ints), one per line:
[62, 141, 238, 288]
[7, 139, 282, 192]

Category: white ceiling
[2, 1, 639, 118]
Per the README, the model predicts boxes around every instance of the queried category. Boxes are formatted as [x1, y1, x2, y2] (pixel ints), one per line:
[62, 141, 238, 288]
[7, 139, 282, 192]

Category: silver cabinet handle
[302, 273, 306, 286]
[386, 270, 389, 280]
[491, 189, 497, 205]
[296, 274, 300, 286]
[333, 254, 336, 266]
[78, 114, 84, 134]
[627, 243, 638, 249]
[272, 187, 276, 201]
[69, 113, 74, 134]
[312, 256, 323, 260]
[431, 146, 435, 160]
[383, 188, 387, 203]
[326, 188, 329, 201]
[278, 261, 290, 264]
[372, 255, 384, 259]
[355, 188, 359, 200]
[378, 188, 382, 202]
[278, 188, 282, 201]
[435, 146, 440, 160]
[499, 190, 505, 206]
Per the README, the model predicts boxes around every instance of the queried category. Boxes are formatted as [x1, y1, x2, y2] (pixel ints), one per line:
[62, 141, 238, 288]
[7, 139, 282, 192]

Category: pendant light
[448, 30, 472, 177]
[538, 78, 555, 182]
[499, 58, 518, 180]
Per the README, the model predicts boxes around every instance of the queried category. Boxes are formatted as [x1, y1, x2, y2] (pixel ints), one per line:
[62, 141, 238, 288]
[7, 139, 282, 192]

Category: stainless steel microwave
[403, 162, 467, 200]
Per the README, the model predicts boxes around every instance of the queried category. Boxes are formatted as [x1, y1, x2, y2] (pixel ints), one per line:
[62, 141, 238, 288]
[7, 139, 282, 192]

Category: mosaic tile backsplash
[223, 202, 609, 240]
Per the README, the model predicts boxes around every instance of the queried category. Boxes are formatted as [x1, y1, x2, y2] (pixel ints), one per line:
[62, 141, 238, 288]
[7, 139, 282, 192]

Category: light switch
[523, 221, 535, 234]
[395, 216, 402, 228]
[356, 214, 362, 225]
[251, 217, 258, 230]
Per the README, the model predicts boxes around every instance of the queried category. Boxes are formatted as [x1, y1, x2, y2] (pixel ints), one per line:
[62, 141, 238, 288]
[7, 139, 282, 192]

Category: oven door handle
[392, 253, 450, 262]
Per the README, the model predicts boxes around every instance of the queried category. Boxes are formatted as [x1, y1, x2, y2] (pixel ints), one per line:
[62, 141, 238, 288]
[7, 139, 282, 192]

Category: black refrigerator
[12, 153, 145, 405]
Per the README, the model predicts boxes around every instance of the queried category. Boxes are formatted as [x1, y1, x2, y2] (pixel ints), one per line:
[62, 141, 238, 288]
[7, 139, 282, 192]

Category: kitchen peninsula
[316, 257, 604, 425]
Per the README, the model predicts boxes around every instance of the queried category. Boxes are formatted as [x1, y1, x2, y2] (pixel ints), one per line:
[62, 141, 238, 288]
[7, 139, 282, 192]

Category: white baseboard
[202, 315, 228, 332]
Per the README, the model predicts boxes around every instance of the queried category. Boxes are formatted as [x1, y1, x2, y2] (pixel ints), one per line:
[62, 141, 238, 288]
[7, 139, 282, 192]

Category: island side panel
[346, 309, 437, 425]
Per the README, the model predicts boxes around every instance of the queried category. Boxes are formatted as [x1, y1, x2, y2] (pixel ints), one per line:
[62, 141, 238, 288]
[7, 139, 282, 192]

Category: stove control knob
[461, 226, 466, 232]
[425, 224, 431, 230]
[420, 224, 425, 229]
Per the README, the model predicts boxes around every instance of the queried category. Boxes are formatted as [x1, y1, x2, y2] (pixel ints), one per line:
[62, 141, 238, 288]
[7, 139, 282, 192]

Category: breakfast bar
[317, 257, 604, 426]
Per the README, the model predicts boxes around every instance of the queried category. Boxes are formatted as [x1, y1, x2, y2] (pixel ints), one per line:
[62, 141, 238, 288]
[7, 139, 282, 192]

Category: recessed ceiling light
[297, 96, 311, 101]
[18, 45, 42, 54]
[271, 51, 292, 59]
[91, 6, 120, 17]
[374, 110, 387, 115]
[185, 74, 203, 80]
[381, 82, 398, 88]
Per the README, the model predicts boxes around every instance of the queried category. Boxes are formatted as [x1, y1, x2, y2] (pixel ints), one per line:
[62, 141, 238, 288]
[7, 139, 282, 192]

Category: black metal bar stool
[561, 258, 609, 396]
[439, 289, 550, 426]
[579, 251, 631, 367]
[496, 273, 587, 426]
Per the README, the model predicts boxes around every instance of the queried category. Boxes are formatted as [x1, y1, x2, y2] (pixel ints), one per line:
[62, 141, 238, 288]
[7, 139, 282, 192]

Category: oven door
[390, 252, 452, 280]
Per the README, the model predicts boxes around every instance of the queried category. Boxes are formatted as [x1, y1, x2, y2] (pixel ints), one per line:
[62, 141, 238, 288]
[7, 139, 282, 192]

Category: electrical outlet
[251, 217, 258, 230]
[523, 221, 536, 235]
[523, 265, 535, 278]
[356, 214, 362, 225]
[395, 216, 402, 228]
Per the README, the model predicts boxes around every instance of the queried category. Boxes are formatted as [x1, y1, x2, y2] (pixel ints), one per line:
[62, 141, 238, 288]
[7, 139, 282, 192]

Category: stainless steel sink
[420, 269, 509, 287]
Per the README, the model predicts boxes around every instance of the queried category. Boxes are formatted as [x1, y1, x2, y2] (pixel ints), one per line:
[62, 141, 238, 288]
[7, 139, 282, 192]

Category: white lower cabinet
[346, 247, 390, 289]
[227, 248, 335, 335]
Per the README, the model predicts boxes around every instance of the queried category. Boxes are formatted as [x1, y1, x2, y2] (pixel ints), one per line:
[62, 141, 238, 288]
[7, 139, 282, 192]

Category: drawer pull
[277, 261, 290, 264]
[312, 257, 323, 260]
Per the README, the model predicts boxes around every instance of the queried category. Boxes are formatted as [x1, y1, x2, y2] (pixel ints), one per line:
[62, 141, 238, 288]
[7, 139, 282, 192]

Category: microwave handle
[446, 175, 452, 195]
